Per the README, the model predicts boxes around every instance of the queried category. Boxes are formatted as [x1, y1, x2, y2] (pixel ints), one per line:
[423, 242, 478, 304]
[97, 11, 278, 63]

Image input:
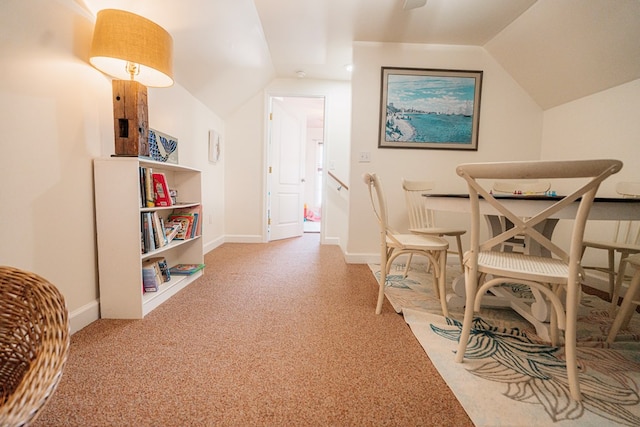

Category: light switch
[358, 151, 371, 163]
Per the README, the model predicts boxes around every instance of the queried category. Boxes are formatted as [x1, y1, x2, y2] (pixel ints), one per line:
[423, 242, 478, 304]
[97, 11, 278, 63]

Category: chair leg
[607, 269, 640, 343]
[607, 249, 616, 298]
[610, 256, 629, 315]
[403, 253, 413, 278]
[455, 235, 464, 273]
[549, 305, 559, 347]
[455, 266, 476, 363]
[565, 280, 582, 401]
[438, 250, 449, 317]
[376, 248, 392, 315]
[376, 268, 386, 315]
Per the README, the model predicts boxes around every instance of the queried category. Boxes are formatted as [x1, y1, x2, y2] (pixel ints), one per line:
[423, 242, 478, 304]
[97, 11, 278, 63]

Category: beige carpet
[32, 234, 472, 426]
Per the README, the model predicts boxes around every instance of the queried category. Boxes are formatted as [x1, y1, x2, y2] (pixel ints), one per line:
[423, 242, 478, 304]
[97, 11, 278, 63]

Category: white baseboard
[69, 300, 100, 335]
[224, 234, 264, 243]
[344, 251, 462, 267]
[204, 236, 225, 254]
[321, 236, 340, 246]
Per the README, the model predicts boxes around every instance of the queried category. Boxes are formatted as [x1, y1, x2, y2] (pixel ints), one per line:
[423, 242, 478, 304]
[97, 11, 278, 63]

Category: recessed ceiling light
[344, 64, 354, 72]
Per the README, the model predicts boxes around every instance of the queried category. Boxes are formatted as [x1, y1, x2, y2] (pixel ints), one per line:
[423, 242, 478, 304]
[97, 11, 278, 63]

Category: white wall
[541, 79, 640, 190]
[225, 78, 351, 248]
[0, 0, 225, 333]
[346, 42, 543, 262]
[149, 88, 226, 254]
[541, 79, 640, 266]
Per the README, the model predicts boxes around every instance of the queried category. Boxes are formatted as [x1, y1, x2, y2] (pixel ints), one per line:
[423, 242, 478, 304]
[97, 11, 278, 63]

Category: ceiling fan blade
[403, 0, 427, 10]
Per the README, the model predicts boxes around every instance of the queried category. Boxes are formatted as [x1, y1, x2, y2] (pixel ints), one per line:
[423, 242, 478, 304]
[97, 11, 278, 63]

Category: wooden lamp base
[112, 80, 149, 157]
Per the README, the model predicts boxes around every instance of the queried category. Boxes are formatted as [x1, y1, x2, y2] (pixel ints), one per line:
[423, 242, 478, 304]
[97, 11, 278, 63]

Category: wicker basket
[0, 266, 70, 426]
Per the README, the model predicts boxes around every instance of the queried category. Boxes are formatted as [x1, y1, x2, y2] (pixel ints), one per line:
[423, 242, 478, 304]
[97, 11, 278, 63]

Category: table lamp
[89, 9, 174, 156]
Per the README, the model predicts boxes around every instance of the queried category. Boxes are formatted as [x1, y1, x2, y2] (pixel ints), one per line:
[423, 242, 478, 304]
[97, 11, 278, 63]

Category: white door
[268, 98, 305, 241]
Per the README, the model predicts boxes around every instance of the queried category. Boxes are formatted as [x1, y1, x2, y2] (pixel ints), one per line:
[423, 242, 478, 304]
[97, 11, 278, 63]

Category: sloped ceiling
[485, 0, 640, 109]
[81, 0, 640, 117]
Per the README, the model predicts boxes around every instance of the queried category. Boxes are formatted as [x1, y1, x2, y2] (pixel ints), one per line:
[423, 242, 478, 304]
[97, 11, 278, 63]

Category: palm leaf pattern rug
[369, 264, 640, 426]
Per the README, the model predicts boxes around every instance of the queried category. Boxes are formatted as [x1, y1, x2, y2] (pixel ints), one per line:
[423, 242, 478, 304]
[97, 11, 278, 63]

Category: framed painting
[208, 130, 221, 163]
[378, 67, 483, 150]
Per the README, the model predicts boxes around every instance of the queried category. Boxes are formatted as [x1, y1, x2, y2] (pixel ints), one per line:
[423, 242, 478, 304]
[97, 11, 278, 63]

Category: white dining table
[425, 193, 640, 341]
[425, 193, 640, 221]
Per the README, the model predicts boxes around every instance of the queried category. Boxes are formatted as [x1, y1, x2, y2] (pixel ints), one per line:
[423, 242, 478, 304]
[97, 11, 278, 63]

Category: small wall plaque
[148, 129, 178, 164]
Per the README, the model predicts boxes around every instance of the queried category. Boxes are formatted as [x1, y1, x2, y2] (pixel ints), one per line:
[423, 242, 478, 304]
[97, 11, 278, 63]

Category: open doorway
[267, 95, 325, 240]
[304, 134, 323, 233]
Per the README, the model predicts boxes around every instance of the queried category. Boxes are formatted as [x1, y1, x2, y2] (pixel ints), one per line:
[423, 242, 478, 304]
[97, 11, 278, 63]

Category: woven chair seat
[409, 227, 466, 237]
[389, 233, 449, 251]
[477, 251, 569, 283]
[0, 266, 70, 426]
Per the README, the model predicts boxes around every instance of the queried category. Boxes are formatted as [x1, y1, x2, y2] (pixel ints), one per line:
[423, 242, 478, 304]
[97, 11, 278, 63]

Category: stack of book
[167, 205, 202, 240]
[142, 257, 170, 292]
[139, 167, 172, 208]
[141, 206, 202, 254]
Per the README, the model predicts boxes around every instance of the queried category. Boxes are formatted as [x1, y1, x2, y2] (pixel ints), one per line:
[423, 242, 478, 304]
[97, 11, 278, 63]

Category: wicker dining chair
[581, 181, 640, 302]
[401, 179, 466, 275]
[364, 173, 449, 315]
[0, 266, 70, 426]
[606, 254, 640, 343]
[454, 159, 622, 402]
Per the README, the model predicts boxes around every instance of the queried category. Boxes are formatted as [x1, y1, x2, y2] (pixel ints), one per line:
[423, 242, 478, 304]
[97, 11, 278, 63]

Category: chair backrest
[492, 180, 551, 195]
[457, 159, 623, 265]
[617, 182, 640, 198]
[402, 179, 436, 229]
[613, 181, 640, 245]
[364, 173, 399, 246]
[0, 266, 70, 426]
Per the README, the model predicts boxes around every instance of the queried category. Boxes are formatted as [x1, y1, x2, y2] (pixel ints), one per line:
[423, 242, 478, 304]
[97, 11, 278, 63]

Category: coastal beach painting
[379, 67, 482, 150]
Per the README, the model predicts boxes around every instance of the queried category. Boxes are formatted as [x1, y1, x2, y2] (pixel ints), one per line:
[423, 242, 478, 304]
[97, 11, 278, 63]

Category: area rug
[368, 263, 640, 426]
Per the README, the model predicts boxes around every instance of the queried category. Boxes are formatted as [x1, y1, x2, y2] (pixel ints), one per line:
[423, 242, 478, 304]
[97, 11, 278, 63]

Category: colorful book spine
[152, 172, 172, 207]
[144, 167, 154, 207]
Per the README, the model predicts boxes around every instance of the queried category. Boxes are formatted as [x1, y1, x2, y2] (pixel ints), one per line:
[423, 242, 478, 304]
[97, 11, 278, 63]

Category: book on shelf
[141, 212, 156, 253]
[163, 221, 183, 243]
[166, 214, 194, 240]
[170, 205, 202, 238]
[142, 258, 163, 292]
[151, 212, 167, 248]
[146, 256, 170, 282]
[152, 172, 172, 207]
[169, 263, 205, 275]
[139, 167, 145, 208]
[144, 167, 154, 208]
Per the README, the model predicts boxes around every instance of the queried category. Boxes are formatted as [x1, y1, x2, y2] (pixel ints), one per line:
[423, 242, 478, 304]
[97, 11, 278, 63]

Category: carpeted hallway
[32, 234, 472, 426]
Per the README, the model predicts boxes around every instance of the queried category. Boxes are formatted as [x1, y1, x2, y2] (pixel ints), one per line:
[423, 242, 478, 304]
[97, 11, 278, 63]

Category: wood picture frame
[379, 67, 483, 150]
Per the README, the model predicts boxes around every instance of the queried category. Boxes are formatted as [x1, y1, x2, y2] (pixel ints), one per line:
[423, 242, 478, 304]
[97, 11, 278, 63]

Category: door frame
[263, 91, 327, 242]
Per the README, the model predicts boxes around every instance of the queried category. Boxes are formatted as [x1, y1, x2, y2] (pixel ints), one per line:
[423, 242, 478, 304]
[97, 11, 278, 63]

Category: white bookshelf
[94, 157, 204, 319]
